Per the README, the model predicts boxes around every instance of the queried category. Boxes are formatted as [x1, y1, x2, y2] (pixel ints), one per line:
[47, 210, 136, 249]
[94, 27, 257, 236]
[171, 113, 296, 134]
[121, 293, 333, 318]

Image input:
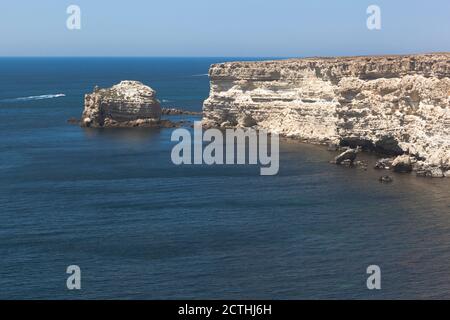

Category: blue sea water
[0, 58, 449, 299]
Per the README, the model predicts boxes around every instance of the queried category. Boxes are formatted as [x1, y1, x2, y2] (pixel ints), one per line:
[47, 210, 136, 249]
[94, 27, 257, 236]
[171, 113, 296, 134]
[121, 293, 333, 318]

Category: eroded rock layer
[203, 54, 450, 176]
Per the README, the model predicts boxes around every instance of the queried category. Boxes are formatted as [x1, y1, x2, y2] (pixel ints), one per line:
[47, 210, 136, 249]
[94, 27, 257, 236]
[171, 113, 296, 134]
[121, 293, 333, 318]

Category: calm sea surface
[0, 58, 449, 299]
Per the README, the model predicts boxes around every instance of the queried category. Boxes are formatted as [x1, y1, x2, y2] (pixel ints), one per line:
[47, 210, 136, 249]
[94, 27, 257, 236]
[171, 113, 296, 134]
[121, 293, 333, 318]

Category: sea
[0, 57, 449, 299]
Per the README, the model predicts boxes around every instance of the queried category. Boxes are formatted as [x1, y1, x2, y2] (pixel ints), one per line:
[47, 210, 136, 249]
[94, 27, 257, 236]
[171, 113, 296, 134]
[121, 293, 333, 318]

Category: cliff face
[81, 81, 161, 127]
[203, 54, 450, 176]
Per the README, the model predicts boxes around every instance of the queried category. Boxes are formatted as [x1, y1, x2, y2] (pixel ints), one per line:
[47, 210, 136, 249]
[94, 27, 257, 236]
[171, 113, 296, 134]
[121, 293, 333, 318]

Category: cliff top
[94, 80, 157, 101]
[209, 53, 450, 81]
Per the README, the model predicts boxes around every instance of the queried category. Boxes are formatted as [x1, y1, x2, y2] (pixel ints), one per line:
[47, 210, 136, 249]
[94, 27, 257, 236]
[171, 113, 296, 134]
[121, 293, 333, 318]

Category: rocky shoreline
[202, 53, 450, 178]
[329, 146, 445, 179]
[76, 54, 449, 178]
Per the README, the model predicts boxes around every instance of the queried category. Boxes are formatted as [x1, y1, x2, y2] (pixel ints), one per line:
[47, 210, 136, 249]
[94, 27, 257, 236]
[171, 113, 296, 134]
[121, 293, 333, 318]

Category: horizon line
[0, 55, 293, 59]
[0, 51, 447, 59]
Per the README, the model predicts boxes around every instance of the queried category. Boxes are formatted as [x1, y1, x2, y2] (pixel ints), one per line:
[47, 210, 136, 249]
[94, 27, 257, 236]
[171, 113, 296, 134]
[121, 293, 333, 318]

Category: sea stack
[203, 53, 450, 176]
[81, 81, 162, 127]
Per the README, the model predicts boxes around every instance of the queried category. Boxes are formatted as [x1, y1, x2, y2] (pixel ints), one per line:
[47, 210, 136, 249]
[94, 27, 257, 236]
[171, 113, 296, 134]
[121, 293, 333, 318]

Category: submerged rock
[81, 81, 162, 128]
[67, 117, 80, 125]
[379, 175, 394, 183]
[354, 160, 368, 170]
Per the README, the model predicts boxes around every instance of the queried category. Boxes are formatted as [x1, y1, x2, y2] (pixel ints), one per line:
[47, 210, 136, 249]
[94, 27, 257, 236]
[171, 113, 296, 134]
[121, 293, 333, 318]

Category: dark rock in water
[333, 158, 368, 170]
[161, 108, 202, 116]
[338, 159, 352, 166]
[354, 160, 368, 170]
[379, 175, 393, 183]
[375, 136, 404, 156]
[333, 148, 358, 165]
[374, 158, 394, 170]
[67, 117, 80, 125]
[392, 155, 413, 173]
[158, 120, 183, 128]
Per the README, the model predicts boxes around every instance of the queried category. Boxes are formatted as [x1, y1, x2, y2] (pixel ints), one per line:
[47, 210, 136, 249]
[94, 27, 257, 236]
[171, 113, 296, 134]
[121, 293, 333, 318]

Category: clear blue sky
[0, 0, 449, 57]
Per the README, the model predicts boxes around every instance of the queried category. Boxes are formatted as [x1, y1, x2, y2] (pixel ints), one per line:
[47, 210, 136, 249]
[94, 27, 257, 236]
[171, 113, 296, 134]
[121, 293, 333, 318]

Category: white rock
[203, 54, 450, 176]
[81, 81, 161, 127]
[392, 155, 413, 173]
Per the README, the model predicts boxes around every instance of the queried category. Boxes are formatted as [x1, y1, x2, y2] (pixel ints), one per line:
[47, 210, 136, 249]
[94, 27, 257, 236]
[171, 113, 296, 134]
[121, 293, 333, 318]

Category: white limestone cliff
[203, 54, 450, 177]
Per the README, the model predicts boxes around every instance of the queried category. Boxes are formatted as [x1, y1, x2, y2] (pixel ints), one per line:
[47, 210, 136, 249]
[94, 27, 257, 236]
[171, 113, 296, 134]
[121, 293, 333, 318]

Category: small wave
[191, 74, 208, 77]
[161, 99, 172, 103]
[1, 93, 66, 103]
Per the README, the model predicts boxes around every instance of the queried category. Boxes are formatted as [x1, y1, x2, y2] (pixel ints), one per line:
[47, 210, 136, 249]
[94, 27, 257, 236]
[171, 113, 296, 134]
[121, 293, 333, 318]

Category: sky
[0, 0, 449, 57]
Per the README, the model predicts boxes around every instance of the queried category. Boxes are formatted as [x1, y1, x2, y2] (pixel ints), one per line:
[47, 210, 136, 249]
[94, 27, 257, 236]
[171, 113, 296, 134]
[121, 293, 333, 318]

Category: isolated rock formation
[203, 53, 450, 176]
[81, 81, 162, 127]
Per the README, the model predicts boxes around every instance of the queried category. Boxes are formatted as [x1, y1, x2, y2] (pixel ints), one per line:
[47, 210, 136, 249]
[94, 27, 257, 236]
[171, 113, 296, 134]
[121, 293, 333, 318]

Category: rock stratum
[81, 81, 162, 127]
[203, 53, 450, 177]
